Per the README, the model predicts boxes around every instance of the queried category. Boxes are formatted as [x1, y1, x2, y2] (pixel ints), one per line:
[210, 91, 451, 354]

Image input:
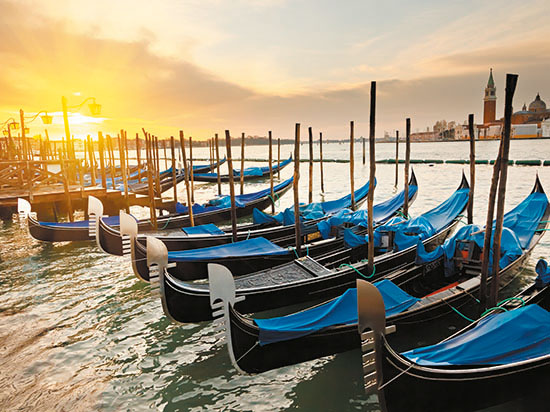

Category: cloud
[1, 0, 549, 140]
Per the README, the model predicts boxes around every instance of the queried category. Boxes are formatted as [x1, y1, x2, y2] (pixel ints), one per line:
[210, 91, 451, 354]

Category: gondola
[91, 158, 227, 194]
[100, 172, 388, 257]
[23, 177, 293, 243]
[192, 156, 292, 183]
[204, 177, 549, 373]
[150, 174, 469, 322]
[358, 260, 550, 412]
[136, 175, 420, 282]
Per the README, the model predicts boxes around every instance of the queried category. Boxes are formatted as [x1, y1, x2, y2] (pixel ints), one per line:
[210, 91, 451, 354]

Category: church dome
[528, 93, 546, 113]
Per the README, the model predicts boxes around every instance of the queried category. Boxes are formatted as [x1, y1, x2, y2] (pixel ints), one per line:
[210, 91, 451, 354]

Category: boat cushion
[403, 304, 550, 365]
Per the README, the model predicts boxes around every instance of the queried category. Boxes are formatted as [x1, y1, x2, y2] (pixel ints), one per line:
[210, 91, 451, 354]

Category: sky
[1, 0, 549, 140]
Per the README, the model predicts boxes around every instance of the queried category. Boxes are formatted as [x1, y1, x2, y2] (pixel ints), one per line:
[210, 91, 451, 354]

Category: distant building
[480, 69, 550, 138]
[483, 68, 497, 124]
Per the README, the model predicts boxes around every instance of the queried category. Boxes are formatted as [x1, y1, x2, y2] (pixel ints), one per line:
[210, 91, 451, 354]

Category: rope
[160, 217, 171, 230]
[497, 296, 525, 307]
[396, 210, 409, 220]
[288, 246, 299, 259]
[268, 193, 280, 207]
[338, 262, 376, 279]
[246, 230, 251, 240]
[480, 306, 508, 318]
[448, 304, 476, 322]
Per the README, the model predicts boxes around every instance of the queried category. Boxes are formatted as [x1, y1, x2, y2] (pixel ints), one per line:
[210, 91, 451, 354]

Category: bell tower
[483, 68, 496, 124]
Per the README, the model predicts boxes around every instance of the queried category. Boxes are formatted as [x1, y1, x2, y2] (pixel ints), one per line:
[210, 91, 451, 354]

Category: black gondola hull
[160, 220, 458, 321]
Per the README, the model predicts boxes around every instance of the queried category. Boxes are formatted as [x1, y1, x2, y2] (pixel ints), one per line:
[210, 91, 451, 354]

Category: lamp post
[1, 118, 20, 160]
[61, 96, 101, 160]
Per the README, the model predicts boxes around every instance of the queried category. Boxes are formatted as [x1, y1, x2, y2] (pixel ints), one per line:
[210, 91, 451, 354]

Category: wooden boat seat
[409, 277, 480, 309]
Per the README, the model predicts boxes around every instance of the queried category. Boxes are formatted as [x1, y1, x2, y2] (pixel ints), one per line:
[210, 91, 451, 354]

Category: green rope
[396, 210, 409, 220]
[338, 262, 376, 279]
[160, 217, 171, 230]
[449, 305, 476, 322]
[480, 306, 508, 318]
[306, 245, 309, 257]
[288, 246, 299, 259]
[535, 228, 550, 232]
[268, 193, 280, 207]
[246, 230, 251, 240]
[497, 296, 525, 307]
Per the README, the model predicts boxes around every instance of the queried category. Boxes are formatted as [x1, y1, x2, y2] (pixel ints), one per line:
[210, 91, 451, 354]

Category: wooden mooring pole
[277, 138, 281, 180]
[395, 130, 399, 187]
[362, 136, 366, 165]
[98, 131, 107, 189]
[144, 133, 158, 230]
[136, 133, 142, 183]
[179, 131, 194, 227]
[240, 132, 245, 195]
[403, 119, 411, 218]
[489, 74, 518, 308]
[118, 131, 130, 213]
[225, 130, 238, 242]
[350, 121, 355, 211]
[189, 136, 195, 203]
[170, 136, 178, 204]
[215, 133, 222, 196]
[308, 126, 313, 204]
[293, 123, 302, 257]
[269, 131, 275, 214]
[367, 81, 376, 276]
[468, 114, 476, 224]
[319, 132, 324, 193]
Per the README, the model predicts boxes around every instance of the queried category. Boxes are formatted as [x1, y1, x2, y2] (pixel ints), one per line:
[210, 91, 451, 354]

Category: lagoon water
[1, 139, 549, 411]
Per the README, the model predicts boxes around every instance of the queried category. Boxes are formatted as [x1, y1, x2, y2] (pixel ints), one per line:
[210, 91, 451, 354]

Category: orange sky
[1, 0, 549, 141]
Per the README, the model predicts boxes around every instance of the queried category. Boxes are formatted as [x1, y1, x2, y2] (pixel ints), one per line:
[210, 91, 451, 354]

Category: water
[1, 140, 549, 411]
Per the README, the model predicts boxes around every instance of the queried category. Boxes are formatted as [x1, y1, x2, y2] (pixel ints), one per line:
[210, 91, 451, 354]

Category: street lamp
[61, 96, 101, 159]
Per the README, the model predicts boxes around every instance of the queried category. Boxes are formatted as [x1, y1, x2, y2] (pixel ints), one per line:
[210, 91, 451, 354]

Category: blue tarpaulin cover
[255, 279, 419, 345]
[253, 179, 372, 226]
[392, 187, 469, 251]
[415, 189, 548, 275]
[194, 156, 292, 179]
[403, 305, 550, 365]
[175, 203, 213, 214]
[175, 177, 293, 214]
[167, 237, 287, 262]
[317, 184, 418, 239]
[340, 185, 469, 251]
[208, 177, 293, 209]
[181, 224, 225, 236]
[343, 216, 405, 249]
[536, 259, 550, 286]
